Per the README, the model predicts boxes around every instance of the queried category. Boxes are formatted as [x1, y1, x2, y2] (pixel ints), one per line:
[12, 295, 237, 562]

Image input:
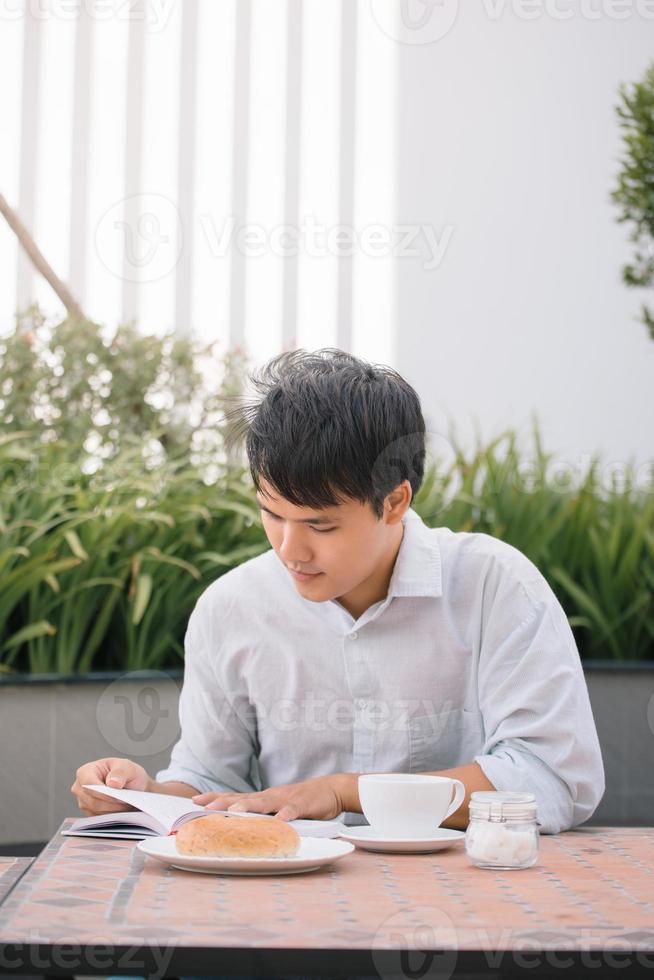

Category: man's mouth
[288, 567, 323, 582]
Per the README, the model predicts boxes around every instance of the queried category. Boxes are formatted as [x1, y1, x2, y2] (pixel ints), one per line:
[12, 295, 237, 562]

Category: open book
[62, 784, 347, 840]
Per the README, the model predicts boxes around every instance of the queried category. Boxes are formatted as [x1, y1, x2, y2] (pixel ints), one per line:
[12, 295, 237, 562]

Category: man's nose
[278, 525, 313, 563]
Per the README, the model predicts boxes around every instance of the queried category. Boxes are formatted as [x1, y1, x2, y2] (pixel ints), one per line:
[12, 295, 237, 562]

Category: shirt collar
[386, 506, 443, 599]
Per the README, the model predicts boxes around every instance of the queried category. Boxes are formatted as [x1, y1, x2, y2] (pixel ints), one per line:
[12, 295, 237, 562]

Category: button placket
[343, 631, 376, 772]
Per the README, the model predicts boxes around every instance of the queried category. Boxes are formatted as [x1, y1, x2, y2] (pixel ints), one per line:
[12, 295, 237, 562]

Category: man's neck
[335, 522, 405, 622]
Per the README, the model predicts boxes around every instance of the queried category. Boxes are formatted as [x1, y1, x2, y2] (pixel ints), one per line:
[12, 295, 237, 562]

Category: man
[72, 349, 604, 834]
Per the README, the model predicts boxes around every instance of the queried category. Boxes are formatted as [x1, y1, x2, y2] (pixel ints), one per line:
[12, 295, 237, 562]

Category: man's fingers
[227, 794, 281, 815]
[204, 792, 276, 813]
[75, 789, 137, 814]
[199, 789, 304, 820]
[78, 796, 129, 814]
[83, 786, 136, 807]
[205, 796, 243, 810]
[105, 766, 133, 788]
[275, 805, 299, 822]
[73, 771, 102, 790]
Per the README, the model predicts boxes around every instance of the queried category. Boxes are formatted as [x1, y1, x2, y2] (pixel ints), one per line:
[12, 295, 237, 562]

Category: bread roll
[175, 813, 301, 858]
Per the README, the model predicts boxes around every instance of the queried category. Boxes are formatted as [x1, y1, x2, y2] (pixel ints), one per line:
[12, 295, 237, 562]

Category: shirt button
[350, 631, 358, 640]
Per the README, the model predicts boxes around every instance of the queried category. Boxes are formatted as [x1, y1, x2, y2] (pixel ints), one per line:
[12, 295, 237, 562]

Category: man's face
[256, 478, 398, 605]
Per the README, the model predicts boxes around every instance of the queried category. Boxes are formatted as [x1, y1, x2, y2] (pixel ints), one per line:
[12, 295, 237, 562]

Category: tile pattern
[0, 857, 33, 904]
[0, 822, 652, 954]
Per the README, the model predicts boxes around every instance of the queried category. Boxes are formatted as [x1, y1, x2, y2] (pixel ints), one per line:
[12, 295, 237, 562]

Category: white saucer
[137, 835, 355, 875]
[337, 826, 465, 853]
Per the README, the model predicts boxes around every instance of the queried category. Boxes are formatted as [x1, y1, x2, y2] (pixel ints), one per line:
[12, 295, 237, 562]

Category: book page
[62, 810, 162, 838]
[83, 784, 205, 833]
[82, 784, 349, 838]
[66, 810, 162, 832]
[289, 818, 346, 838]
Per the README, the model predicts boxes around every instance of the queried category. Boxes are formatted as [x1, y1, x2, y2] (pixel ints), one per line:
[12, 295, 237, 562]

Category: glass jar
[465, 791, 539, 870]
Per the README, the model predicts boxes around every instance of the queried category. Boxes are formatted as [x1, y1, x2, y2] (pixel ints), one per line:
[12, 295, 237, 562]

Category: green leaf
[132, 573, 153, 626]
[64, 529, 89, 561]
[2, 620, 57, 653]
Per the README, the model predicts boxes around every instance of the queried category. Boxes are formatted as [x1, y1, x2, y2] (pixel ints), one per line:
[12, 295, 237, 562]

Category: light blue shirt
[156, 507, 605, 833]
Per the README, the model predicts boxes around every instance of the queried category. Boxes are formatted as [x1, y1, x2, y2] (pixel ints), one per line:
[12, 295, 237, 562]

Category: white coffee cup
[358, 773, 466, 838]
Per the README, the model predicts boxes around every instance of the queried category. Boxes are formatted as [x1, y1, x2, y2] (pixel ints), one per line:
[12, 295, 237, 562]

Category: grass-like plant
[0, 434, 269, 674]
[2, 422, 652, 672]
[412, 425, 654, 662]
[1, 307, 651, 670]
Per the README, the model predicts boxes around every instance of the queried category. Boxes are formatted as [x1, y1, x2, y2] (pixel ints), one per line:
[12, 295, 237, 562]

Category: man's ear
[384, 479, 413, 525]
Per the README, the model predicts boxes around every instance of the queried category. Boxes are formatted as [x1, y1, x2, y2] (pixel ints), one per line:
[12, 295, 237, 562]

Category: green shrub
[0, 304, 245, 463]
[0, 433, 269, 674]
[1, 311, 652, 669]
[612, 61, 654, 340]
[413, 425, 654, 662]
[0, 308, 269, 674]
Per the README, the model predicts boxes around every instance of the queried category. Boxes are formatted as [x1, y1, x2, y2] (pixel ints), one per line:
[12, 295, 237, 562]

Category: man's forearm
[336, 762, 496, 830]
[425, 762, 496, 829]
[146, 778, 200, 798]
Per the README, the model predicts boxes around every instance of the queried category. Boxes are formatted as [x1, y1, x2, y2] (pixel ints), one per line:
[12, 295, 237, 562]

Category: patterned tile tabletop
[0, 856, 33, 905]
[0, 821, 653, 969]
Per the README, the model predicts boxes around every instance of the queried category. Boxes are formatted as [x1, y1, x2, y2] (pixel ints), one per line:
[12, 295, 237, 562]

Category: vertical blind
[0, 0, 396, 366]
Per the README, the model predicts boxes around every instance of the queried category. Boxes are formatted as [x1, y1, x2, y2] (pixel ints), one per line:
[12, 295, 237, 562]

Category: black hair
[223, 348, 425, 519]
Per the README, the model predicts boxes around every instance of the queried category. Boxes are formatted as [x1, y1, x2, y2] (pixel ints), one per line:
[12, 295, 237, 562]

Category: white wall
[2, 2, 653, 473]
[393, 3, 654, 474]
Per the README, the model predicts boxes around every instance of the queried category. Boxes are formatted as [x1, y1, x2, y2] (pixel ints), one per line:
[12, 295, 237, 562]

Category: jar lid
[469, 791, 538, 823]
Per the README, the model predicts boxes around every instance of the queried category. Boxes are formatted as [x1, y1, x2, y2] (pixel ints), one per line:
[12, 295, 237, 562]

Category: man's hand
[70, 757, 151, 815]
[192, 774, 350, 822]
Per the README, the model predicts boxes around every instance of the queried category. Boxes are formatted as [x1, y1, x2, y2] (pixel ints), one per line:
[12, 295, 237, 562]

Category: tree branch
[0, 192, 87, 322]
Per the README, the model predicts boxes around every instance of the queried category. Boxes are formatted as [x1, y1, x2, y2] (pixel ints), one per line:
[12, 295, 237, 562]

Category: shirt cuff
[154, 766, 250, 796]
[474, 751, 574, 835]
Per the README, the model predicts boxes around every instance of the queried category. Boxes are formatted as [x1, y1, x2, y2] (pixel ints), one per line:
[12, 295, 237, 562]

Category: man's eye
[311, 527, 335, 533]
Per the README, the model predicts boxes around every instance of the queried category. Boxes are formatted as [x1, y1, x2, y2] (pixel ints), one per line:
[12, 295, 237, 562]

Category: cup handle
[445, 779, 466, 820]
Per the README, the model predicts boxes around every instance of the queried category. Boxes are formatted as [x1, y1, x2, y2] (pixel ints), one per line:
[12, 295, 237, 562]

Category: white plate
[137, 834, 355, 875]
[337, 826, 465, 853]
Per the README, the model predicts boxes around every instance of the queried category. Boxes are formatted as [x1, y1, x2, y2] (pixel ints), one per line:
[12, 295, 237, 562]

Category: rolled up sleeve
[155, 590, 258, 795]
[472, 561, 605, 834]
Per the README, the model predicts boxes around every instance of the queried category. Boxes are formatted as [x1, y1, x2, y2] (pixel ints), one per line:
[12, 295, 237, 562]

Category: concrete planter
[0, 669, 183, 847]
[582, 662, 654, 826]
[0, 663, 652, 846]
